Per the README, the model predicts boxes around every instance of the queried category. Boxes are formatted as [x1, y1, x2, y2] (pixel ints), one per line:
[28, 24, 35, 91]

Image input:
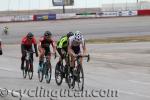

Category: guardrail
[1, 10, 150, 23]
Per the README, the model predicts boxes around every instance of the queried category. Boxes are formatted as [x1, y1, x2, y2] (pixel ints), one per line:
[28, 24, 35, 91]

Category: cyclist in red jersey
[21, 32, 38, 70]
[38, 31, 56, 68]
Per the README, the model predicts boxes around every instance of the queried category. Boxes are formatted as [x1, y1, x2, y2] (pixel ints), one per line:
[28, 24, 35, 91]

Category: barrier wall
[0, 10, 146, 23]
[12, 15, 33, 21]
[33, 14, 56, 21]
[0, 16, 14, 22]
[138, 9, 150, 16]
[56, 13, 76, 19]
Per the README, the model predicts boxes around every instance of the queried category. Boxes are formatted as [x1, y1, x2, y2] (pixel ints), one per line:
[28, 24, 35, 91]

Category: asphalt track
[0, 16, 150, 43]
[0, 17, 150, 100]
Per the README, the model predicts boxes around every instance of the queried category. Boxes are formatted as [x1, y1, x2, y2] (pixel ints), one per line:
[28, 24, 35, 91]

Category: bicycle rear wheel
[45, 62, 52, 84]
[55, 62, 63, 86]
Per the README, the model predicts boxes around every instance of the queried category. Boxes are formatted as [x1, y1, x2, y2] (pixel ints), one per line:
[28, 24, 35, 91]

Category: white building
[102, 1, 150, 11]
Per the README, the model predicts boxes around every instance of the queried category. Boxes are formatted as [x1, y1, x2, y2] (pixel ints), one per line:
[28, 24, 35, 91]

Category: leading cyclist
[68, 31, 87, 75]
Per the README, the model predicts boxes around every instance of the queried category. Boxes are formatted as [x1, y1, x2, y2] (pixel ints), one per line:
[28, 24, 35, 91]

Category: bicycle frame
[23, 50, 35, 80]
[71, 54, 90, 90]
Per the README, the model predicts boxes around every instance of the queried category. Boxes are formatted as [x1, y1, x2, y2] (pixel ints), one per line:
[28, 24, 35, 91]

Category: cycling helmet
[44, 31, 52, 37]
[27, 32, 34, 39]
[74, 31, 83, 42]
[67, 32, 74, 38]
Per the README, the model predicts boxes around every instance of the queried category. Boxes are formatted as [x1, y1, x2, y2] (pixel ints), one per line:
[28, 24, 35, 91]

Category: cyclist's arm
[32, 38, 38, 56]
[21, 44, 25, 54]
[51, 39, 56, 53]
[81, 39, 87, 55]
[68, 38, 76, 57]
[21, 38, 26, 54]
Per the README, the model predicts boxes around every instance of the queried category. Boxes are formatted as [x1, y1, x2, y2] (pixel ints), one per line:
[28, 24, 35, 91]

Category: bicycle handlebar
[24, 50, 35, 54]
[44, 52, 57, 59]
[77, 54, 90, 62]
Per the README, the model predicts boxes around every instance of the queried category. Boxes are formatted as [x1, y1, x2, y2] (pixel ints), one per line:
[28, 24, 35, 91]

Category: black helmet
[67, 32, 74, 38]
[27, 32, 34, 39]
[44, 31, 52, 37]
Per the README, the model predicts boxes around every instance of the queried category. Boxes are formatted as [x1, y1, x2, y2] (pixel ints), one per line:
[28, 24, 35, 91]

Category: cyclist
[68, 31, 87, 74]
[38, 31, 56, 69]
[3, 26, 8, 35]
[21, 32, 38, 70]
[56, 32, 74, 68]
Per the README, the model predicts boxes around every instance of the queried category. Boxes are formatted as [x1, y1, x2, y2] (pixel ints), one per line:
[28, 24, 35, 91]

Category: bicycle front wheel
[28, 61, 33, 80]
[45, 62, 52, 84]
[23, 61, 28, 79]
[22, 68, 27, 79]
[77, 65, 84, 91]
[55, 62, 63, 86]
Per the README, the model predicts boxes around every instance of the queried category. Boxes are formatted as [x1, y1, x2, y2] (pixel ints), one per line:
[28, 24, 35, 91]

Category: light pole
[7, 0, 11, 16]
[63, 0, 65, 13]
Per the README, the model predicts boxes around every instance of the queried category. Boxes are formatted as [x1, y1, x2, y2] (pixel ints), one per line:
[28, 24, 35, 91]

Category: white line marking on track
[128, 80, 150, 85]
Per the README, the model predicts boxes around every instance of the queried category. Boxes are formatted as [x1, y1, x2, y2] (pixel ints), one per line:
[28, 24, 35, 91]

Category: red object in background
[0, 40, 2, 55]
[33, 15, 36, 21]
[138, 9, 150, 15]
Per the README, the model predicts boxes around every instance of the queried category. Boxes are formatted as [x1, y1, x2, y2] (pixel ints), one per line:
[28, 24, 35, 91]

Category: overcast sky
[0, 0, 145, 11]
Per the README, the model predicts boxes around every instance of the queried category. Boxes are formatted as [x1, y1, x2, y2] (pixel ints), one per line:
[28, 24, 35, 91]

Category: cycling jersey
[69, 36, 85, 47]
[57, 36, 68, 49]
[21, 37, 37, 46]
[69, 36, 85, 54]
[39, 36, 55, 48]
[39, 36, 55, 56]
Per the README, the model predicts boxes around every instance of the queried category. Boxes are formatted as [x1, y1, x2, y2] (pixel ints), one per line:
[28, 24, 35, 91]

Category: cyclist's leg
[38, 46, 45, 68]
[45, 47, 51, 73]
[63, 47, 68, 65]
[71, 46, 81, 76]
[29, 48, 34, 71]
[21, 46, 27, 70]
[71, 46, 80, 68]
[57, 47, 63, 66]
[21, 54, 26, 70]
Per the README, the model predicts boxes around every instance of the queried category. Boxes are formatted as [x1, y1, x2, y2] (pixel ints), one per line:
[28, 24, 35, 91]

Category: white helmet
[74, 31, 83, 42]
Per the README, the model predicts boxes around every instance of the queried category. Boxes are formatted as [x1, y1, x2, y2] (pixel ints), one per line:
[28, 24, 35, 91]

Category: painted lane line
[128, 80, 150, 85]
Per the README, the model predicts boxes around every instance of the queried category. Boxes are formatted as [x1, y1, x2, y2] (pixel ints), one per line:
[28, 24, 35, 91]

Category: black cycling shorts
[71, 46, 80, 54]
[57, 47, 67, 58]
[43, 47, 50, 56]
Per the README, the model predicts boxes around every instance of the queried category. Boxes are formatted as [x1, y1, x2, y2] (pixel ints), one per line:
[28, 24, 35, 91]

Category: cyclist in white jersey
[68, 31, 87, 72]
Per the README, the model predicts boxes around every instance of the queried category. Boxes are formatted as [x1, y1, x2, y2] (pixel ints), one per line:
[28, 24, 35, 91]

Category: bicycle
[55, 50, 70, 86]
[38, 53, 56, 83]
[22, 50, 35, 80]
[67, 54, 90, 91]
